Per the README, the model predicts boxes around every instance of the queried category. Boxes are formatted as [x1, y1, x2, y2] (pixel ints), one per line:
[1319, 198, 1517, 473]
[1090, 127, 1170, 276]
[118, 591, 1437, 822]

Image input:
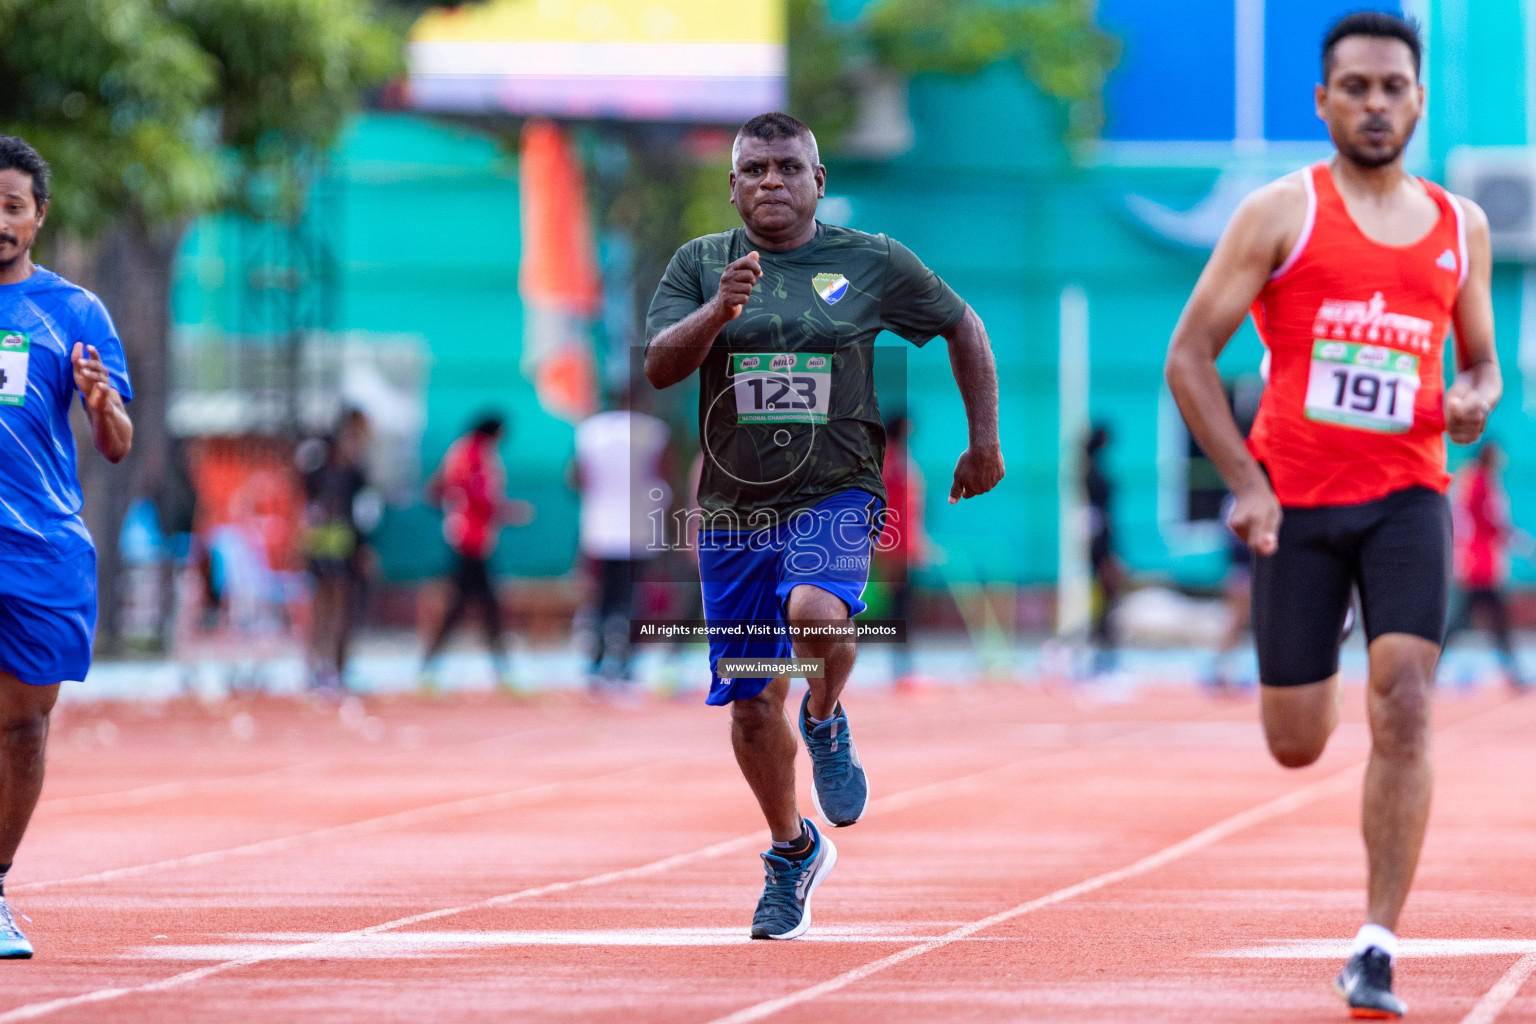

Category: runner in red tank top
[1165, 12, 1501, 1019]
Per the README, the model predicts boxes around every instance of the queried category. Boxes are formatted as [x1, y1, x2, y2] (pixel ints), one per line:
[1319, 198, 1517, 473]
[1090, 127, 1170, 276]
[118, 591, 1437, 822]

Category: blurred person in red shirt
[876, 413, 929, 686]
[1444, 440, 1526, 689]
[421, 414, 533, 689]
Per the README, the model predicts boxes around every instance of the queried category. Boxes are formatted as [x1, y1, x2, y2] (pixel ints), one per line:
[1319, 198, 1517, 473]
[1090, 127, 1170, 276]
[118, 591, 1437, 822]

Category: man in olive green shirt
[645, 112, 1004, 939]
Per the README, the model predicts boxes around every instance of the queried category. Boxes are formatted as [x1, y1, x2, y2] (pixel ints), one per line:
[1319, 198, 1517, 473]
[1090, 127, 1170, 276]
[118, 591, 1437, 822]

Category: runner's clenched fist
[714, 252, 762, 321]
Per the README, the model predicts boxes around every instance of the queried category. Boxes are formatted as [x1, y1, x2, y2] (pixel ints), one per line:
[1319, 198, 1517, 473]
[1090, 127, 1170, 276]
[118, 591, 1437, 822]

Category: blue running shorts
[698, 488, 883, 706]
[0, 549, 97, 687]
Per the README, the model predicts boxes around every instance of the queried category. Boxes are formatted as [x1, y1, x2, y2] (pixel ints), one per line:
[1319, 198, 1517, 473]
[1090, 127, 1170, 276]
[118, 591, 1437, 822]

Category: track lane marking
[37, 719, 610, 815]
[0, 717, 1208, 1021]
[12, 761, 683, 893]
[35, 693, 1008, 816]
[703, 764, 1366, 1024]
[14, 712, 1196, 894]
[705, 693, 1535, 1024]
[1459, 952, 1536, 1024]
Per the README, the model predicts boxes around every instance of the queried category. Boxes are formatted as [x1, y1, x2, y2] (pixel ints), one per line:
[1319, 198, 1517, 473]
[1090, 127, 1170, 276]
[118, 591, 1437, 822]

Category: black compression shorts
[1252, 485, 1451, 687]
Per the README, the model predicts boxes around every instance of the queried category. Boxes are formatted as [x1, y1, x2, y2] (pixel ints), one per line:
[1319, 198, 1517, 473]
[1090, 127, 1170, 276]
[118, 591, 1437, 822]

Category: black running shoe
[1334, 948, 1406, 1019]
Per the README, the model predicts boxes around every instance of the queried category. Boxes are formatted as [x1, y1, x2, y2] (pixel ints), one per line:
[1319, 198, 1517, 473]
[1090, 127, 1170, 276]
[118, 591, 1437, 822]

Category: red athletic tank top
[1247, 161, 1465, 507]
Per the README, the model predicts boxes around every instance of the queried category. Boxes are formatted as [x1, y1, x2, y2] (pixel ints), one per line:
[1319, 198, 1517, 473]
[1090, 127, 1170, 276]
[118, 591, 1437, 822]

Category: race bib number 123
[731, 352, 830, 425]
[1303, 341, 1419, 434]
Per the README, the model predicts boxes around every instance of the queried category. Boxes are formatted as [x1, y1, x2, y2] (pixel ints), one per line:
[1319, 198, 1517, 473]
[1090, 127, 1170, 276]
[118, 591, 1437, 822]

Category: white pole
[1234, 0, 1266, 154]
[1057, 284, 1091, 637]
[1521, 268, 1536, 416]
[1399, 0, 1432, 169]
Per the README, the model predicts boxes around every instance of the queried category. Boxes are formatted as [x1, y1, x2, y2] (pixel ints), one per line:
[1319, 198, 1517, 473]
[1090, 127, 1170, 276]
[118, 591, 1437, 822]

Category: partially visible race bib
[731, 352, 830, 425]
[1303, 340, 1419, 434]
[0, 330, 30, 407]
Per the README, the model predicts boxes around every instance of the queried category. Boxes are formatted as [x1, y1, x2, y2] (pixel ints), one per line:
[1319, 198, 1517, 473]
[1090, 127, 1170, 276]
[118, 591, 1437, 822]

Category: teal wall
[1427, 0, 1536, 584]
[336, 116, 578, 578]
[172, 114, 579, 580]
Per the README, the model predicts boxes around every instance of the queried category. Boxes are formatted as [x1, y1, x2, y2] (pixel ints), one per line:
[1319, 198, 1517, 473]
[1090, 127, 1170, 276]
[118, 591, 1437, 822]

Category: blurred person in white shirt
[573, 390, 671, 690]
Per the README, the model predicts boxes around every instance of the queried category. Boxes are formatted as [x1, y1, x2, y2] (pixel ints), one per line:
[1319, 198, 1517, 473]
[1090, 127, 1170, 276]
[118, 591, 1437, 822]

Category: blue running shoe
[799, 691, 869, 827]
[750, 819, 837, 940]
[0, 898, 33, 959]
[1334, 948, 1406, 1019]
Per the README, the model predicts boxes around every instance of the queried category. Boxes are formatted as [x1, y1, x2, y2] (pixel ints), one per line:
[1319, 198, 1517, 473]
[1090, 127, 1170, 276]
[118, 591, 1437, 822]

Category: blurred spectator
[572, 391, 670, 691]
[1084, 424, 1123, 674]
[422, 414, 532, 690]
[187, 441, 308, 642]
[299, 410, 378, 693]
[1206, 492, 1254, 693]
[877, 413, 930, 686]
[156, 438, 199, 649]
[1445, 441, 1527, 689]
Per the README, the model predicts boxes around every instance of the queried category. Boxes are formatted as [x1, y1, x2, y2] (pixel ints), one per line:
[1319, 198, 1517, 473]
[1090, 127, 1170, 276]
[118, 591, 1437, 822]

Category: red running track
[2, 683, 1535, 1023]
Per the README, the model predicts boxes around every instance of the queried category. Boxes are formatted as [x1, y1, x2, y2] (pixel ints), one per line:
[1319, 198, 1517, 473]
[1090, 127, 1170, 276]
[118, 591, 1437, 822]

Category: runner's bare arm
[644, 253, 762, 389]
[71, 342, 131, 463]
[941, 305, 1004, 503]
[1165, 178, 1305, 555]
[1445, 197, 1501, 446]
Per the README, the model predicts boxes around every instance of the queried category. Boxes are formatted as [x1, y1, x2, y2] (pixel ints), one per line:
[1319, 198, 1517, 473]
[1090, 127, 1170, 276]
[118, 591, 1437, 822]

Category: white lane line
[1460, 952, 1536, 1024]
[1216, 939, 1536, 959]
[12, 762, 677, 894]
[40, 763, 336, 815]
[704, 764, 1366, 1024]
[38, 721, 579, 815]
[704, 693, 1536, 1024]
[127, 924, 1007, 959]
[0, 722, 1184, 1023]
[15, 712, 1172, 896]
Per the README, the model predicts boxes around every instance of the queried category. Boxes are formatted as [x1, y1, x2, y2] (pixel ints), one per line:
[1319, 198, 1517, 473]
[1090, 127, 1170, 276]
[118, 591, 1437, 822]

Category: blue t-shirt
[0, 267, 133, 561]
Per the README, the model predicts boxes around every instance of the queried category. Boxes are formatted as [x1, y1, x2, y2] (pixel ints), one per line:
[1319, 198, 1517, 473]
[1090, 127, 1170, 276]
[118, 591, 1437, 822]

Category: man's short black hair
[733, 112, 819, 166]
[1323, 10, 1422, 81]
[471, 413, 505, 438]
[0, 135, 50, 210]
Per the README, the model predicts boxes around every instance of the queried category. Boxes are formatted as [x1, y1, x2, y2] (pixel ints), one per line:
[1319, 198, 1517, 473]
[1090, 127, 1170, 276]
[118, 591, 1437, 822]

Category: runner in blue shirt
[0, 136, 134, 960]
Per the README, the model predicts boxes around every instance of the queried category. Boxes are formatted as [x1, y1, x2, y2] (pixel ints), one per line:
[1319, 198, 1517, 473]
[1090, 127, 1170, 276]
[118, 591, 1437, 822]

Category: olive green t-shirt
[646, 222, 966, 525]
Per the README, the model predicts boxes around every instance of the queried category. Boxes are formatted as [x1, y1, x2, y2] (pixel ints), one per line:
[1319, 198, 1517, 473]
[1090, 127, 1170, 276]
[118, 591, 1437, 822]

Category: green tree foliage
[790, 0, 1121, 147]
[787, 0, 860, 151]
[0, 0, 218, 233]
[170, 0, 400, 214]
[0, 0, 399, 232]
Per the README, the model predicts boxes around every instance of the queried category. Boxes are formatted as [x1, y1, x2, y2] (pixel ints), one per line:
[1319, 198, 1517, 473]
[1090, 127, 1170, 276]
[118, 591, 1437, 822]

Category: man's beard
[1338, 138, 1404, 169]
[0, 234, 25, 270]
[1337, 118, 1411, 170]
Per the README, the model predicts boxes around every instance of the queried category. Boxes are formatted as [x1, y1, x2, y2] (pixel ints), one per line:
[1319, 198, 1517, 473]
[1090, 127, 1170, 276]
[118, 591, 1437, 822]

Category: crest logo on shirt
[1435, 249, 1458, 273]
[813, 273, 850, 305]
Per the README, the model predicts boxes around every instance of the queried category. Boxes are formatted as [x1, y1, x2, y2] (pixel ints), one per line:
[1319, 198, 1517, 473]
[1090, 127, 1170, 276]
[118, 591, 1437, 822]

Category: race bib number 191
[1303, 341, 1419, 434]
[732, 352, 830, 425]
[0, 330, 30, 407]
